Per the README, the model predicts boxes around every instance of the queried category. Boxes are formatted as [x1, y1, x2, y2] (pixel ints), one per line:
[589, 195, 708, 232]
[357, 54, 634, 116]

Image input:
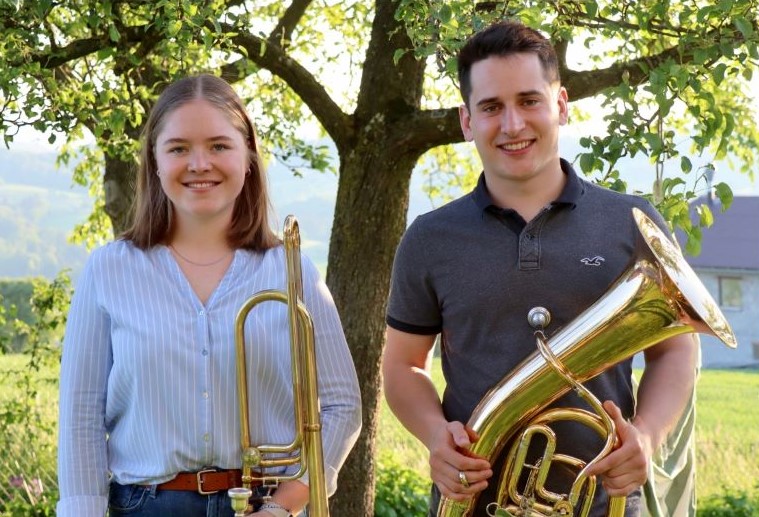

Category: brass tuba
[228, 215, 329, 517]
[438, 207, 737, 517]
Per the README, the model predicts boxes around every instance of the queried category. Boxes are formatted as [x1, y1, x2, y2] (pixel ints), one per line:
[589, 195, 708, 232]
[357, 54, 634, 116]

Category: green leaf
[579, 153, 595, 173]
[748, 42, 759, 60]
[167, 20, 182, 37]
[438, 4, 452, 24]
[733, 16, 754, 38]
[584, 1, 598, 18]
[696, 204, 714, 227]
[685, 229, 702, 256]
[108, 25, 120, 42]
[713, 183, 734, 210]
[680, 156, 692, 173]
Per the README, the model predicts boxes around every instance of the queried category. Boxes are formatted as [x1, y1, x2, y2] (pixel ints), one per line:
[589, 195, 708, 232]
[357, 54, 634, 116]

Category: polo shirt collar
[472, 158, 584, 213]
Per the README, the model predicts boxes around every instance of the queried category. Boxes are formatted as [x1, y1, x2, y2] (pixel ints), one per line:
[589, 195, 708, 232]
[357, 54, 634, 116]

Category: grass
[377, 360, 759, 504]
[694, 369, 759, 498]
[0, 353, 60, 512]
[1, 353, 757, 511]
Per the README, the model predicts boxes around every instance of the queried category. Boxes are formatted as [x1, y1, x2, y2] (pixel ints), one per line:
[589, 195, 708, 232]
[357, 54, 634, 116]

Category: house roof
[676, 195, 759, 271]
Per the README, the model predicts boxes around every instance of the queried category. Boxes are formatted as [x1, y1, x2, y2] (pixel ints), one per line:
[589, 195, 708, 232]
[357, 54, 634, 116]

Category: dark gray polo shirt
[387, 159, 669, 515]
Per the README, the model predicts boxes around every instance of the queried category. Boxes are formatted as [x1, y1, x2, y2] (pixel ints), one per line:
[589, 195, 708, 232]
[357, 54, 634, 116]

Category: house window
[718, 277, 742, 309]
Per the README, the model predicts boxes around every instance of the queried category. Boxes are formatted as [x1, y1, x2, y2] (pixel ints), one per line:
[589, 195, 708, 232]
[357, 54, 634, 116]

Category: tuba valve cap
[528, 307, 551, 329]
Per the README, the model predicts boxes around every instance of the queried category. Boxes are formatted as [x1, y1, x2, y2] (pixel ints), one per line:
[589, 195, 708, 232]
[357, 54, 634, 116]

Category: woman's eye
[212, 143, 229, 151]
[168, 147, 186, 154]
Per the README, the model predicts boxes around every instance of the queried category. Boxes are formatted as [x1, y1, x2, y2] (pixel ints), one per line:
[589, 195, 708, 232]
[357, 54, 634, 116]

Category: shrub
[0, 279, 36, 354]
[2, 481, 57, 517]
[375, 452, 430, 517]
[698, 485, 759, 517]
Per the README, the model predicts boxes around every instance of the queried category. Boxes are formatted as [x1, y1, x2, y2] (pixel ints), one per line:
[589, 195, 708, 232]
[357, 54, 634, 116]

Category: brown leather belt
[156, 469, 261, 495]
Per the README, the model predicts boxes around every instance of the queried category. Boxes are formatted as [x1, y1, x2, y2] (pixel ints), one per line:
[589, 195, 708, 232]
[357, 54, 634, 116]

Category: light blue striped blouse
[57, 240, 362, 517]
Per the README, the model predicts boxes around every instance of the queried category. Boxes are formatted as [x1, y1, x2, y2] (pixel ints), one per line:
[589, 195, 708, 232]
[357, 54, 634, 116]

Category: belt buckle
[196, 468, 219, 495]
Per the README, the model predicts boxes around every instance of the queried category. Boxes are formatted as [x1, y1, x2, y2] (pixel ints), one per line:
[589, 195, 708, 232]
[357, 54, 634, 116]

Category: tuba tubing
[437, 208, 736, 517]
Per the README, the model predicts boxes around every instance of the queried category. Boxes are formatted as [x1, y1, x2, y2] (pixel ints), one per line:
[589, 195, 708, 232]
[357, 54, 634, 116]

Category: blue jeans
[108, 482, 273, 517]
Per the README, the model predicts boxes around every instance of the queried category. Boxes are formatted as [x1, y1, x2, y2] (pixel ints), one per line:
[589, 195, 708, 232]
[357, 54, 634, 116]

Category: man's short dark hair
[457, 20, 560, 107]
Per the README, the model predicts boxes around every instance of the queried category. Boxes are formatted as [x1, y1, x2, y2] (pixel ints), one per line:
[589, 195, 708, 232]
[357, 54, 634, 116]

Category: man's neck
[485, 164, 566, 223]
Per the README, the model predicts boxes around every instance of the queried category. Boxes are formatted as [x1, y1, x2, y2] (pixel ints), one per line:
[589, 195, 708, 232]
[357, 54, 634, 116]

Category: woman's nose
[188, 149, 211, 172]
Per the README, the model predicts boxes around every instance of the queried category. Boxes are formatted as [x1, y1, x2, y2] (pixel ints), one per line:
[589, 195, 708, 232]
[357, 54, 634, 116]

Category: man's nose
[500, 108, 525, 136]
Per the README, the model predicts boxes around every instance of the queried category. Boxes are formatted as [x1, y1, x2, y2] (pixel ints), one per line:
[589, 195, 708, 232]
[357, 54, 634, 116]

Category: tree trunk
[325, 1, 431, 514]
[327, 142, 422, 515]
[103, 153, 137, 237]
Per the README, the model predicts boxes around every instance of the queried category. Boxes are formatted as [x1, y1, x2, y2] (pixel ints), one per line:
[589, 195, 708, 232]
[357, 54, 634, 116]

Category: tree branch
[220, 22, 353, 147]
[388, 107, 463, 152]
[269, 0, 314, 49]
[562, 27, 746, 100]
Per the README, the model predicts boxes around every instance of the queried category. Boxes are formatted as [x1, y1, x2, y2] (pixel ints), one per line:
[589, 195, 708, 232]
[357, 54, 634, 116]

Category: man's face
[459, 53, 568, 187]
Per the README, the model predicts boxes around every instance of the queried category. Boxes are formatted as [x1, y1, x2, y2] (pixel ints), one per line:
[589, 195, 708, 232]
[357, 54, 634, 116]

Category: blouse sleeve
[296, 255, 362, 496]
[57, 251, 113, 517]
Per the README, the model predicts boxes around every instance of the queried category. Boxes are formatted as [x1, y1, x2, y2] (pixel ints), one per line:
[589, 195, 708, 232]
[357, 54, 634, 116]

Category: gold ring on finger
[458, 470, 470, 488]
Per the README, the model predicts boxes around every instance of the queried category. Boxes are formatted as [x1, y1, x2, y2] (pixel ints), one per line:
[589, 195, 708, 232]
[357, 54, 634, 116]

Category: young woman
[57, 74, 362, 517]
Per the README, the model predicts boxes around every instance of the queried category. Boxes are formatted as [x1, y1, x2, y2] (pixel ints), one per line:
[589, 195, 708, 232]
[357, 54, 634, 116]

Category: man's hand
[585, 400, 653, 496]
[428, 421, 493, 501]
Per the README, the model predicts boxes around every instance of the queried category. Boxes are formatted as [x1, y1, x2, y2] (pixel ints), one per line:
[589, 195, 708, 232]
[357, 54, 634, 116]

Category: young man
[382, 21, 698, 516]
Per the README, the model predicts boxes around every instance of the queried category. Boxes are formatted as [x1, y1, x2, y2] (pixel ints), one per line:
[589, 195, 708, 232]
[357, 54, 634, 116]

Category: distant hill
[0, 149, 91, 279]
[1, 134, 755, 281]
[0, 146, 437, 281]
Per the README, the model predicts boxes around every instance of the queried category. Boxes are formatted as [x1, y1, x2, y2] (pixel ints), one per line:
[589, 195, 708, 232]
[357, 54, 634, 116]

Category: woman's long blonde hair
[122, 74, 280, 251]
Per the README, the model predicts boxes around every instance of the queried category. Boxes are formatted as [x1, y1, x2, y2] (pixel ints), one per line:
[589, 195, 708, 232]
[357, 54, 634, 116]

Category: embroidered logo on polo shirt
[580, 256, 605, 266]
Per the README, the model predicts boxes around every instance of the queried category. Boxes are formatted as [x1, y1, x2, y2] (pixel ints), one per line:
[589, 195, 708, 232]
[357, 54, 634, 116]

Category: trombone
[228, 215, 329, 516]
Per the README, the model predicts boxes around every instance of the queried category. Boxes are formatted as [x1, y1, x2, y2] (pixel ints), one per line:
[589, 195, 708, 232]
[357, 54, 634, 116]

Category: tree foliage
[398, 0, 758, 251]
[1, 1, 758, 514]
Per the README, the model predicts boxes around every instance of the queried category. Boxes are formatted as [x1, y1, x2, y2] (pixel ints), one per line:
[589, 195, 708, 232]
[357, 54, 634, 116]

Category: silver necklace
[169, 244, 232, 267]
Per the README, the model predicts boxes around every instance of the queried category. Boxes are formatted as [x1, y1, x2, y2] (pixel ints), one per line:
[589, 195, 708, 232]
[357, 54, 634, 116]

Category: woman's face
[154, 98, 250, 228]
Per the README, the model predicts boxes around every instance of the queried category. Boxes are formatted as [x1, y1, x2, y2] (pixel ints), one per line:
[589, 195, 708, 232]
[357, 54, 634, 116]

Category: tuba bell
[437, 207, 737, 517]
[227, 215, 329, 517]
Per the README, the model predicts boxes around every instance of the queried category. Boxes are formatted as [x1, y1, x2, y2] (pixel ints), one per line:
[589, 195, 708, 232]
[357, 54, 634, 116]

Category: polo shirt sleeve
[386, 217, 442, 335]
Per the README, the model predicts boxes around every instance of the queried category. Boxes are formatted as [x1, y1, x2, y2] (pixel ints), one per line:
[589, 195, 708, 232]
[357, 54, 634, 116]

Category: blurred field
[1, 353, 757, 511]
[377, 361, 759, 503]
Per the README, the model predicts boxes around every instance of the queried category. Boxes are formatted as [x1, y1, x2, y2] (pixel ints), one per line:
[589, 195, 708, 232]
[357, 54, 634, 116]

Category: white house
[678, 194, 759, 368]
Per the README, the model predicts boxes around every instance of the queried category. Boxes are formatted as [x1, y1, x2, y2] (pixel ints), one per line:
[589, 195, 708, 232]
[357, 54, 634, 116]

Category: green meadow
[378, 362, 759, 505]
[1, 354, 757, 513]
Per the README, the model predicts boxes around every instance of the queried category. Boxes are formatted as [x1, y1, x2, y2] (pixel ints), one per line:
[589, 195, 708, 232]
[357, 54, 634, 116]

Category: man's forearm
[384, 366, 448, 449]
[635, 333, 698, 449]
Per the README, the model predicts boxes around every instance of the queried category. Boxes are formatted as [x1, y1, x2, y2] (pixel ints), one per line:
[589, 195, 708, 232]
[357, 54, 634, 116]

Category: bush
[1, 483, 57, 517]
[0, 273, 70, 515]
[0, 278, 35, 353]
[375, 452, 430, 517]
[698, 485, 759, 516]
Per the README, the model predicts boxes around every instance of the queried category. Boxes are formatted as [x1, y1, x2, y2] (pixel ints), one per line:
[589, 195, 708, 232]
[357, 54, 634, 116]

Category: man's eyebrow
[516, 89, 544, 97]
[475, 96, 501, 107]
[474, 90, 546, 107]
